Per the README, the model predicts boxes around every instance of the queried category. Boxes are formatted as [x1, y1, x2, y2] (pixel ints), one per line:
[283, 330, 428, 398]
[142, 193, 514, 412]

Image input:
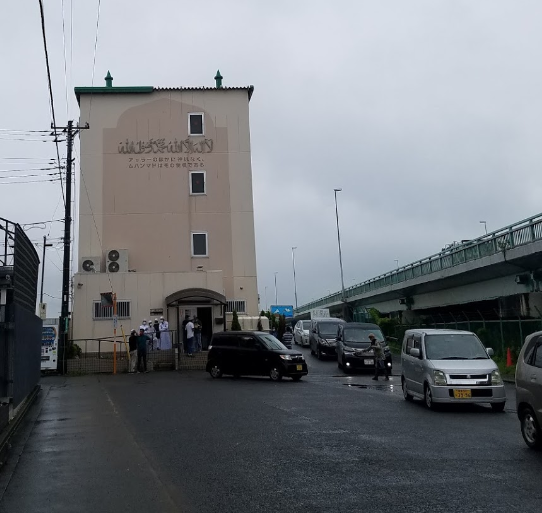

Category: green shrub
[231, 310, 242, 331]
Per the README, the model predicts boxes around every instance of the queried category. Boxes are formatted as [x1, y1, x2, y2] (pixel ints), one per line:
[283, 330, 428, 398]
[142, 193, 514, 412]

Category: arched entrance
[165, 288, 226, 351]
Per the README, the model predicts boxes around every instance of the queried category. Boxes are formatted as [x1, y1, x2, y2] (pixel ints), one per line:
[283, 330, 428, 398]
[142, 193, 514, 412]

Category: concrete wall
[72, 270, 224, 340]
[73, 87, 259, 339]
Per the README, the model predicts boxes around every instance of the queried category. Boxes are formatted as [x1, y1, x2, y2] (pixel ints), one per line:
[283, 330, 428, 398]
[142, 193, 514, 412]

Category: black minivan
[206, 331, 308, 381]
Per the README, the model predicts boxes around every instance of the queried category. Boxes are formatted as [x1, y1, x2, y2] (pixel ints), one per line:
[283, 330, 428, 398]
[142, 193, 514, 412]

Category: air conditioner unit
[106, 249, 128, 273]
[80, 256, 102, 273]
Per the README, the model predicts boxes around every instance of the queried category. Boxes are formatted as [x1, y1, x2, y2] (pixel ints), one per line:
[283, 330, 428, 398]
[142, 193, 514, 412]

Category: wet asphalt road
[1, 345, 541, 513]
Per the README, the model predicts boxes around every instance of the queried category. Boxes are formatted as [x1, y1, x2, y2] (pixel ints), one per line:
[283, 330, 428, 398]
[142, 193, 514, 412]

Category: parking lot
[0, 347, 540, 513]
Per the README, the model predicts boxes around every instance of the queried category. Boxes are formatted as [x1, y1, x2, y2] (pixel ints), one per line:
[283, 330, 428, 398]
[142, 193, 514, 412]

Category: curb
[0, 385, 41, 467]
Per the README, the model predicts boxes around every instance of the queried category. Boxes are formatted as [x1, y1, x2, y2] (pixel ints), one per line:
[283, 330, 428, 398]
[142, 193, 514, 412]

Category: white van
[401, 329, 506, 411]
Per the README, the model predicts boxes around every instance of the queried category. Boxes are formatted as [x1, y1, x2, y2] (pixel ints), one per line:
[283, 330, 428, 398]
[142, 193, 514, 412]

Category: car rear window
[211, 336, 238, 347]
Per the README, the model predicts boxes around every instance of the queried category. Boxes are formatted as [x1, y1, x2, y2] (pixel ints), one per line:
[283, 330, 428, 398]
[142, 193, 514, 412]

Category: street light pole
[480, 221, 488, 235]
[291, 247, 298, 309]
[264, 286, 268, 311]
[274, 272, 278, 305]
[394, 259, 399, 270]
[334, 188, 347, 319]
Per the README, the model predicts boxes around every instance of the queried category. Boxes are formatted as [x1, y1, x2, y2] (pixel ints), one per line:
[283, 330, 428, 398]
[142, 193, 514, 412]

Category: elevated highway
[295, 213, 542, 321]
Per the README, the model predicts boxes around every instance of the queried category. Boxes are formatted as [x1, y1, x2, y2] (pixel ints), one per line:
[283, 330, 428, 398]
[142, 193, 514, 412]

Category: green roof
[74, 85, 254, 104]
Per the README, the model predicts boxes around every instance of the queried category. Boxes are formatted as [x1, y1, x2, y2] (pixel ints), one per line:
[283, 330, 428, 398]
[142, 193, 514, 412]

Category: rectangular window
[93, 300, 131, 320]
[226, 300, 246, 314]
[188, 113, 204, 136]
[190, 171, 206, 195]
[191, 232, 208, 257]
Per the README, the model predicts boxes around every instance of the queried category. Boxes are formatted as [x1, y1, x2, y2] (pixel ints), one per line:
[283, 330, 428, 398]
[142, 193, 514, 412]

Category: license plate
[364, 359, 374, 365]
[296, 365, 303, 371]
[453, 389, 472, 399]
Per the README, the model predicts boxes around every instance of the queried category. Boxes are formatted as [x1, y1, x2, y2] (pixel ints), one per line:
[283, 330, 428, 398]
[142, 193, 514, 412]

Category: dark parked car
[206, 331, 308, 381]
[309, 318, 347, 359]
[336, 323, 393, 373]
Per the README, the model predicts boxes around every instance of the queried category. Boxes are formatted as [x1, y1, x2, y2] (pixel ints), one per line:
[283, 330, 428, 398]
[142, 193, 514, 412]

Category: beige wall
[72, 270, 225, 340]
[74, 88, 259, 339]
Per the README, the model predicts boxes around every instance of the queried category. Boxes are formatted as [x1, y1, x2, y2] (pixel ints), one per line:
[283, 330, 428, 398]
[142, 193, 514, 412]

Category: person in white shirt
[185, 318, 195, 357]
[139, 319, 148, 332]
[159, 317, 171, 350]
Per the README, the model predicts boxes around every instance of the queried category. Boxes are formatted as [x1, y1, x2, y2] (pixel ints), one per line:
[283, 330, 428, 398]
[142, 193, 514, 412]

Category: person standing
[185, 318, 195, 357]
[153, 319, 160, 349]
[159, 316, 171, 350]
[128, 329, 138, 373]
[281, 326, 294, 349]
[182, 314, 190, 353]
[137, 328, 150, 373]
[194, 317, 202, 352]
[146, 321, 155, 351]
[365, 333, 389, 381]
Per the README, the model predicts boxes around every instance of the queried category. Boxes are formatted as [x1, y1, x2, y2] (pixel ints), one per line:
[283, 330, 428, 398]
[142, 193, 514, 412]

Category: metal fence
[0, 218, 41, 408]
[386, 317, 542, 359]
[67, 331, 177, 374]
[297, 211, 542, 313]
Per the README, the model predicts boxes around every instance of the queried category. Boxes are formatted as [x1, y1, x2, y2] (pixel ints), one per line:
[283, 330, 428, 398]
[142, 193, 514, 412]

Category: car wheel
[491, 402, 506, 413]
[292, 375, 302, 382]
[520, 407, 542, 450]
[402, 377, 413, 402]
[269, 366, 282, 382]
[424, 383, 436, 410]
[209, 363, 223, 379]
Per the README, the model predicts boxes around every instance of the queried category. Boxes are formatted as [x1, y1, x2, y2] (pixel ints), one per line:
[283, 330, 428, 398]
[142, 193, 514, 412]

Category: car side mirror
[486, 347, 494, 357]
[410, 348, 421, 358]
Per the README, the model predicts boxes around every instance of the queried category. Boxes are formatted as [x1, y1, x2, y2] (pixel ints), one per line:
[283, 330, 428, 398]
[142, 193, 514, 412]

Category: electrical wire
[61, 0, 69, 120]
[38, 0, 66, 207]
[0, 178, 61, 185]
[88, 0, 102, 122]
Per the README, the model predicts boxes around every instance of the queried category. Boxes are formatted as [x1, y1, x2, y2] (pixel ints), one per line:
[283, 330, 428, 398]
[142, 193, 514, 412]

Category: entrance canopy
[165, 288, 226, 307]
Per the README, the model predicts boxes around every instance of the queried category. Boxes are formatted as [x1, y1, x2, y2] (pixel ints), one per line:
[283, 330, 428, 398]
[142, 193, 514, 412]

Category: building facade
[71, 72, 258, 348]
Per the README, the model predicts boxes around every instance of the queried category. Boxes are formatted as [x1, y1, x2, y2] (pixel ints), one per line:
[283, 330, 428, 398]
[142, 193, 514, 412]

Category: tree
[260, 310, 266, 317]
[231, 310, 242, 331]
[277, 314, 286, 341]
[257, 316, 263, 331]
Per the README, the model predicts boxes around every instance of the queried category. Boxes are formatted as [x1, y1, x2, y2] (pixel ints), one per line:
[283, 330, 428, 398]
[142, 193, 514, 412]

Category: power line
[37, 0, 66, 207]
[61, 0, 69, 120]
[88, 0, 103, 121]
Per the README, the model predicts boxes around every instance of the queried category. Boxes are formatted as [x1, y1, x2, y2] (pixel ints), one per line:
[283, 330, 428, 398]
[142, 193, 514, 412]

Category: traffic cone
[506, 347, 513, 367]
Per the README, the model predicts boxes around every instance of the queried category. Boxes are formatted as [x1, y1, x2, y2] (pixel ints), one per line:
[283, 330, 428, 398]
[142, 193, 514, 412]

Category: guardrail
[296, 212, 542, 314]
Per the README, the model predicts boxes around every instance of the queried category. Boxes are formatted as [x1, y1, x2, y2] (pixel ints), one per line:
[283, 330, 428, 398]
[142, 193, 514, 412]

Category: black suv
[206, 331, 308, 381]
[336, 322, 393, 373]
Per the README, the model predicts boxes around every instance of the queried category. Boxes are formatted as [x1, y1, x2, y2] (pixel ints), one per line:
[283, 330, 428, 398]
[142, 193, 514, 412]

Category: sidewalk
[0, 376, 179, 513]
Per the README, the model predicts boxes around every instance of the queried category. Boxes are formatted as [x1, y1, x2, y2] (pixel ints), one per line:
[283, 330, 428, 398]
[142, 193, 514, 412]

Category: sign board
[150, 308, 164, 316]
[113, 315, 118, 329]
[41, 320, 58, 371]
[310, 308, 330, 319]
[270, 305, 294, 318]
[39, 302, 47, 320]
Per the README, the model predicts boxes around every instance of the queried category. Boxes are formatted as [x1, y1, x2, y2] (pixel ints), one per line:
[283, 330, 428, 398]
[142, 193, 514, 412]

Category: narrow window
[190, 171, 206, 195]
[192, 232, 208, 257]
[188, 113, 204, 136]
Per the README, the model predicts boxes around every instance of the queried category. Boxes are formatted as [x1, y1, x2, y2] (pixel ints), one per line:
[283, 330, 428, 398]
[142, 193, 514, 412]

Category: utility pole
[334, 188, 347, 320]
[55, 120, 89, 373]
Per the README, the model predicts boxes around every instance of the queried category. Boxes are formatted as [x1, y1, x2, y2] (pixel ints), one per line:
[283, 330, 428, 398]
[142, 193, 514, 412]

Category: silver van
[401, 329, 506, 411]
[516, 332, 542, 450]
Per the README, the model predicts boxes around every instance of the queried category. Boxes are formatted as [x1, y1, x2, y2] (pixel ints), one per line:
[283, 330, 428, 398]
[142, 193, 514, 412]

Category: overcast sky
[2, 1, 542, 317]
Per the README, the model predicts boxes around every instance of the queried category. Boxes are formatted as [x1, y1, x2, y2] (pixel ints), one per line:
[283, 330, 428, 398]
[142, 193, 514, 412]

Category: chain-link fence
[67, 331, 177, 374]
[386, 316, 542, 360]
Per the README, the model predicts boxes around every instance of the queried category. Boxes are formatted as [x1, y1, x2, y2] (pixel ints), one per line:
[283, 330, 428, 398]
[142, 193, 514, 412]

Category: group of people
[182, 315, 203, 357]
[127, 316, 172, 373]
[138, 317, 171, 351]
